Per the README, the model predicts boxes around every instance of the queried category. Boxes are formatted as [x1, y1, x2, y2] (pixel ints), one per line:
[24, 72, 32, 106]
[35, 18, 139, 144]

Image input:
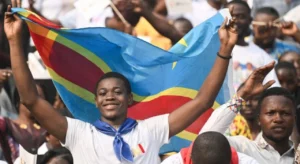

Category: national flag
[12, 8, 233, 153]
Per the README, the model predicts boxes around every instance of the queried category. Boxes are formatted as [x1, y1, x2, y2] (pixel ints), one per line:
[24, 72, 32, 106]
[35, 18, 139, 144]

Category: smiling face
[226, 3, 251, 37]
[95, 77, 132, 121]
[259, 95, 295, 142]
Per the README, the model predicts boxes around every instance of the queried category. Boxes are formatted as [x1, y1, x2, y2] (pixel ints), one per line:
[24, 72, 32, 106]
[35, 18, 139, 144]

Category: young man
[225, 0, 280, 90]
[161, 61, 275, 164]
[252, 7, 300, 60]
[201, 86, 297, 163]
[5, 0, 238, 163]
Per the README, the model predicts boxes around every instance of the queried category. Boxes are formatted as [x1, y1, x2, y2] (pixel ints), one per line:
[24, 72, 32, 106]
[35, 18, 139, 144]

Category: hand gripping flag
[12, 8, 233, 153]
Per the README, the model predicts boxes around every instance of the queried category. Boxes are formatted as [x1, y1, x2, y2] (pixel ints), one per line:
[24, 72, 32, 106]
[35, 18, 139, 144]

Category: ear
[128, 93, 133, 106]
[95, 96, 99, 107]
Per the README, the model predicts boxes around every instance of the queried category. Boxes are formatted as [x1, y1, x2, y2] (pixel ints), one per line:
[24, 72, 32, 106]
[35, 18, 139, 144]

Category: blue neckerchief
[93, 118, 138, 162]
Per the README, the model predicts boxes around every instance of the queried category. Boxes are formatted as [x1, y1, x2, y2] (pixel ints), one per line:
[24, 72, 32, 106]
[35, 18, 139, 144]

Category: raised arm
[4, 0, 67, 143]
[167, 17, 238, 137]
[131, 0, 183, 44]
[200, 62, 275, 134]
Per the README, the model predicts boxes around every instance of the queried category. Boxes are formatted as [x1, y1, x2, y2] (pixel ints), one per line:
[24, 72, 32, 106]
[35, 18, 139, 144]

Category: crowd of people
[1, 0, 300, 163]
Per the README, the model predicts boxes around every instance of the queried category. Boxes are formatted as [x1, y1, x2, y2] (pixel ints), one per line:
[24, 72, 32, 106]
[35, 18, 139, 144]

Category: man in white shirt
[225, 0, 280, 90]
[161, 61, 274, 164]
[5, 0, 238, 163]
[201, 83, 296, 162]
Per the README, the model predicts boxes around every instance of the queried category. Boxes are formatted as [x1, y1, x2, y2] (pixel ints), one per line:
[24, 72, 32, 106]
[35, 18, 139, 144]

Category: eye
[115, 90, 122, 95]
[266, 111, 275, 116]
[283, 112, 291, 116]
[98, 91, 106, 96]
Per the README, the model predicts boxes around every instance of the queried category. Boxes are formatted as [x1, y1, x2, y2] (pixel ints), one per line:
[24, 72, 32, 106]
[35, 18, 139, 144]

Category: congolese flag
[12, 8, 233, 153]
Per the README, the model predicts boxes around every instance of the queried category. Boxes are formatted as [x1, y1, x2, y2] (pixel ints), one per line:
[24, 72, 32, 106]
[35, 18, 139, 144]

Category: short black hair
[39, 147, 73, 164]
[191, 132, 231, 164]
[225, 0, 251, 14]
[278, 51, 300, 62]
[275, 62, 297, 74]
[255, 7, 279, 18]
[257, 87, 296, 113]
[95, 72, 131, 95]
[174, 17, 193, 33]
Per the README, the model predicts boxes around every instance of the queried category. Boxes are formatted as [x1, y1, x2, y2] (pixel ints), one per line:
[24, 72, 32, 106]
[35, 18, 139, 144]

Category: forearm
[168, 47, 233, 137]
[200, 96, 243, 134]
[9, 39, 39, 105]
[194, 47, 233, 109]
[142, 10, 183, 44]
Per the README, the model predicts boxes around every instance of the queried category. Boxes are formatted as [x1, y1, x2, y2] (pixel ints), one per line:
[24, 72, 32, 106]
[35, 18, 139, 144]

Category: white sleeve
[63, 117, 90, 150]
[143, 114, 170, 146]
[237, 152, 260, 164]
[262, 52, 281, 87]
[161, 153, 183, 164]
[200, 102, 237, 134]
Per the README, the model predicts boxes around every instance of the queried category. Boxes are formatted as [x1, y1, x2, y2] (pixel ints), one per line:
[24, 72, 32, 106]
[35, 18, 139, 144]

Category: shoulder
[237, 152, 260, 164]
[66, 117, 93, 131]
[139, 114, 169, 126]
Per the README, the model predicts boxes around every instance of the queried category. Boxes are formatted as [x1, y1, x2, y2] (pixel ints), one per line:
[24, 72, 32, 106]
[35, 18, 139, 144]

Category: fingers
[17, 0, 21, 8]
[7, 5, 11, 12]
[220, 17, 228, 29]
[0, 69, 12, 79]
[228, 19, 238, 34]
[259, 61, 275, 75]
[11, 0, 16, 8]
[263, 80, 275, 90]
[229, 6, 234, 16]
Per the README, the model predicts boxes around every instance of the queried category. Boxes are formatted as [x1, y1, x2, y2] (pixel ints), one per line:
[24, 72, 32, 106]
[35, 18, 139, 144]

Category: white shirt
[168, 1, 217, 27]
[59, 7, 113, 28]
[161, 151, 259, 164]
[64, 114, 170, 164]
[200, 102, 295, 164]
[232, 42, 280, 90]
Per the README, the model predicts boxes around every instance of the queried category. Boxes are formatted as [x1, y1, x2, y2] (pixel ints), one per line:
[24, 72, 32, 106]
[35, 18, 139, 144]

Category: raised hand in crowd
[237, 61, 276, 100]
[131, 0, 184, 44]
[5, 0, 68, 143]
[168, 16, 238, 137]
[280, 21, 300, 43]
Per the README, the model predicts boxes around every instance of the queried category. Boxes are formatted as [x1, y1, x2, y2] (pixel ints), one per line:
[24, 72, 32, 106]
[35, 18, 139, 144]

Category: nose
[105, 92, 116, 100]
[273, 113, 284, 123]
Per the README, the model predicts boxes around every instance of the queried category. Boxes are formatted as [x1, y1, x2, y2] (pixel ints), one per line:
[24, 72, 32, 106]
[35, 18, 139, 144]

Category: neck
[46, 142, 61, 150]
[246, 119, 261, 139]
[253, 39, 274, 50]
[101, 115, 127, 129]
[262, 134, 291, 155]
[236, 37, 248, 46]
[207, 0, 222, 10]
